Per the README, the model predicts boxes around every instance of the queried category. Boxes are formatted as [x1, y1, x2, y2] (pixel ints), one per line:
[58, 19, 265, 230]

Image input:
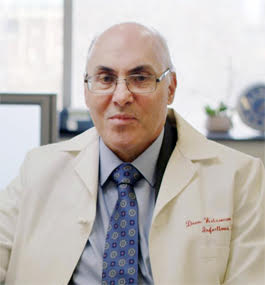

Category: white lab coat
[0, 109, 264, 284]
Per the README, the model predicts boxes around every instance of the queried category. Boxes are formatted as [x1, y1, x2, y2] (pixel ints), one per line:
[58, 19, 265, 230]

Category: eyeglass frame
[83, 68, 172, 95]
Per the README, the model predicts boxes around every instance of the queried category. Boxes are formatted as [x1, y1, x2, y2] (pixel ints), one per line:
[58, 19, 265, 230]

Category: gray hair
[84, 22, 174, 73]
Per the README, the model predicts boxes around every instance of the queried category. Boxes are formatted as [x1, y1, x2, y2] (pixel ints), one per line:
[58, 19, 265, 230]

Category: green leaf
[218, 102, 228, 113]
[204, 105, 216, 116]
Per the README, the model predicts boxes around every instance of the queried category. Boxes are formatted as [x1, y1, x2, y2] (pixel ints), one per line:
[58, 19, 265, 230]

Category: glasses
[84, 68, 171, 95]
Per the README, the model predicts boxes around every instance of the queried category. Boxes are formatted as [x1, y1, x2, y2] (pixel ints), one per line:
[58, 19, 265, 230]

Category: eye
[96, 74, 116, 84]
[132, 75, 151, 83]
[136, 75, 148, 82]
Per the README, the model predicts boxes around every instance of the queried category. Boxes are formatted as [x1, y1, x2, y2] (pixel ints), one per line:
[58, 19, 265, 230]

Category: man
[0, 22, 264, 285]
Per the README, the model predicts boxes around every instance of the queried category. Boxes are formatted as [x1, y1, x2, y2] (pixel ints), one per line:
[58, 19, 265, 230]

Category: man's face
[85, 25, 176, 161]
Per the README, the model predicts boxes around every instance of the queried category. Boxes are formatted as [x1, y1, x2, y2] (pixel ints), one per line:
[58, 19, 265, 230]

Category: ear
[167, 72, 177, 105]
[84, 83, 90, 109]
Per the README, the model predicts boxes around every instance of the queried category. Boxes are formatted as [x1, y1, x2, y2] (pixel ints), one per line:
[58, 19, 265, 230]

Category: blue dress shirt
[69, 129, 164, 285]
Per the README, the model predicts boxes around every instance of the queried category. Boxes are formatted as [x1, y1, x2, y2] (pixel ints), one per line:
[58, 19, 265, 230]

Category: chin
[104, 131, 138, 150]
[110, 135, 137, 150]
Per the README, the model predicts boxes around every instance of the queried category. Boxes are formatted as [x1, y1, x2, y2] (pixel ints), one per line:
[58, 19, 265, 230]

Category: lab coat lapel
[60, 129, 100, 282]
[153, 146, 198, 220]
[60, 127, 99, 202]
[74, 138, 99, 201]
[152, 109, 218, 222]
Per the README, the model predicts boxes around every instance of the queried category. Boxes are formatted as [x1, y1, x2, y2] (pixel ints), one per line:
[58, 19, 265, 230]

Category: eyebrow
[94, 66, 116, 74]
[93, 65, 155, 75]
[128, 65, 155, 74]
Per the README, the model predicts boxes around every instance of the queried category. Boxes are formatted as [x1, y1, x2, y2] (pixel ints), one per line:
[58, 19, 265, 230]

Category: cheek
[139, 93, 168, 129]
[148, 91, 168, 115]
[86, 92, 108, 112]
[85, 94, 110, 125]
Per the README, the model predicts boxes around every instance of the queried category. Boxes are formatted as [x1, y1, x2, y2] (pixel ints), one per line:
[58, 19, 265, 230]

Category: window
[69, 0, 265, 129]
[0, 93, 57, 189]
[0, 0, 63, 108]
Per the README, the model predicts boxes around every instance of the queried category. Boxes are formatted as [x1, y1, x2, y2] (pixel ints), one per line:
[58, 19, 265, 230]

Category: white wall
[71, 0, 265, 130]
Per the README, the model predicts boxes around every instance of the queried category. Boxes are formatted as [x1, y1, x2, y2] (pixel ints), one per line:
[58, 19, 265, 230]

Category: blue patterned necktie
[102, 163, 142, 285]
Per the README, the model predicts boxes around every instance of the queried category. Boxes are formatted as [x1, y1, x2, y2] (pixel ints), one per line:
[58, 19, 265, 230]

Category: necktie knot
[111, 163, 142, 186]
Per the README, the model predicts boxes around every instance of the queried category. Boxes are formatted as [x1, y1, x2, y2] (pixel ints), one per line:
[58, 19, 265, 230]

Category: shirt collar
[99, 128, 164, 187]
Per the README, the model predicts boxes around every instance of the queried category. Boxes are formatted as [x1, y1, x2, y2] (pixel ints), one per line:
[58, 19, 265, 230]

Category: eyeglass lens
[88, 74, 156, 94]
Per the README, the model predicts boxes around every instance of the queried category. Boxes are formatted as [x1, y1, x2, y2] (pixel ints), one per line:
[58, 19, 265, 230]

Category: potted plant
[204, 102, 232, 132]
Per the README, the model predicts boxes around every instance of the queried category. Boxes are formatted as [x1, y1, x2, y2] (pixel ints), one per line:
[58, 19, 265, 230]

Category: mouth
[108, 114, 137, 124]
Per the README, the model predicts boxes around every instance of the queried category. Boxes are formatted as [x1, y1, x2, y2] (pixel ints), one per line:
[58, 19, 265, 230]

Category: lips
[109, 114, 136, 120]
[108, 113, 137, 125]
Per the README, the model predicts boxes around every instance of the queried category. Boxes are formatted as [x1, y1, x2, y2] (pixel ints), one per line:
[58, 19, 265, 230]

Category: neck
[104, 130, 165, 162]
[110, 143, 151, 162]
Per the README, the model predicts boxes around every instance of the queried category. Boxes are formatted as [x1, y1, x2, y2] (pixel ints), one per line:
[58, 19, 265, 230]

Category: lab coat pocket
[200, 245, 230, 284]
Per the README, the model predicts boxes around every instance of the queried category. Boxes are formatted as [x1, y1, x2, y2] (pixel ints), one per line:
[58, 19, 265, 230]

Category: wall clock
[237, 84, 265, 132]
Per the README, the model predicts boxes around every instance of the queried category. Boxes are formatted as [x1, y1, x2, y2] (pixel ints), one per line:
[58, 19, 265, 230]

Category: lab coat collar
[57, 109, 218, 198]
[167, 108, 218, 161]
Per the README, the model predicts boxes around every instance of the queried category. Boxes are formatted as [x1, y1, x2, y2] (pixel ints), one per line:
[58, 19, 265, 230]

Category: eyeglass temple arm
[156, 68, 171, 83]
[84, 73, 88, 83]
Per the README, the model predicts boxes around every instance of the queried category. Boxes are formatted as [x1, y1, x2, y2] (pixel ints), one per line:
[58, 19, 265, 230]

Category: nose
[112, 79, 134, 107]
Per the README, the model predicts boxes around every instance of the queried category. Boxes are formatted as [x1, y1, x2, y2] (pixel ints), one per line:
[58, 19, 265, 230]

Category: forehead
[87, 26, 165, 73]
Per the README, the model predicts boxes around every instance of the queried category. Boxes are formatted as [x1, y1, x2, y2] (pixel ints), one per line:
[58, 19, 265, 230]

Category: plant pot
[205, 115, 232, 132]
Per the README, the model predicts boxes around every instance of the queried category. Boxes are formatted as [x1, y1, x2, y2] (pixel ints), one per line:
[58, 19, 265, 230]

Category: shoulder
[169, 108, 263, 173]
[208, 138, 260, 168]
[21, 127, 99, 176]
[27, 127, 98, 158]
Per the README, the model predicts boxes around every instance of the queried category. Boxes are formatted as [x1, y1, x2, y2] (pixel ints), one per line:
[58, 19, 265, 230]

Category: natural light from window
[0, 0, 63, 108]
[71, 0, 265, 129]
